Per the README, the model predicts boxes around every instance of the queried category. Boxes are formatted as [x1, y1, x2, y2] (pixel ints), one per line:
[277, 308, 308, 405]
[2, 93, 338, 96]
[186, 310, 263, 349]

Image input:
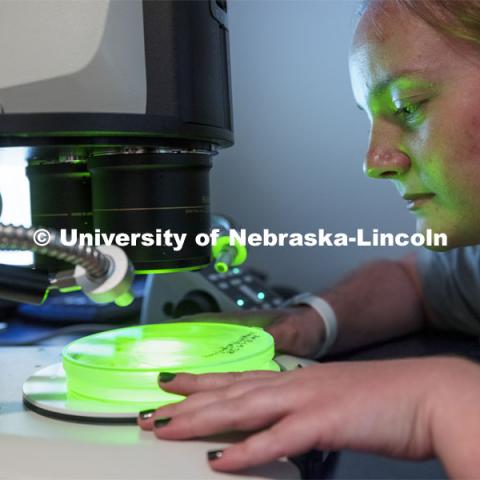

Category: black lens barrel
[88, 151, 213, 272]
[27, 151, 213, 273]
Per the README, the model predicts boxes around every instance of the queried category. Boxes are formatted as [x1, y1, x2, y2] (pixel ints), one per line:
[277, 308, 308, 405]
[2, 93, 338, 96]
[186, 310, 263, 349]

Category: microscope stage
[22, 322, 301, 422]
[23, 355, 311, 422]
[23, 361, 138, 421]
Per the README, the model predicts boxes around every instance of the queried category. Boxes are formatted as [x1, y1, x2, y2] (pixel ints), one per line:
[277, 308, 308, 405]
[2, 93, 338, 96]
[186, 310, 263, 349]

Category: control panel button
[239, 284, 263, 303]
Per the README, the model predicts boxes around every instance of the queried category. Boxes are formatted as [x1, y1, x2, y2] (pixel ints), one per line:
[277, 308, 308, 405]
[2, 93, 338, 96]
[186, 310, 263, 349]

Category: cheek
[447, 88, 480, 162]
[463, 113, 480, 159]
[417, 112, 480, 199]
[448, 110, 480, 194]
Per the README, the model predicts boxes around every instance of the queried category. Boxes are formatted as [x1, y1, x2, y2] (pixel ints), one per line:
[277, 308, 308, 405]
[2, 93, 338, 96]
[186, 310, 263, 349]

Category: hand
[138, 357, 480, 477]
[178, 305, 326, 358]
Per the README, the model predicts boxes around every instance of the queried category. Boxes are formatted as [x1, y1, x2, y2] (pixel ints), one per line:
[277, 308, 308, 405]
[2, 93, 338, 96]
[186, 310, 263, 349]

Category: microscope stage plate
[22, 354, 313, 422]
[22, 362, 141, 422]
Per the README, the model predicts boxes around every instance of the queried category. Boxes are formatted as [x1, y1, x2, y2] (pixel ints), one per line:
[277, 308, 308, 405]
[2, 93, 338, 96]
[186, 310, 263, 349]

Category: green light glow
[368, 77, 435, 130]
[59, 286, 82, 294]
[135, 264, 208, 275]
[114, 291, 135, 308]
[63, 322, 279, 410]
[212, 236, 248, 266]
[40, 288, 50, 304]
[12, 130, 169, 138]
[215, 262, 228, 273]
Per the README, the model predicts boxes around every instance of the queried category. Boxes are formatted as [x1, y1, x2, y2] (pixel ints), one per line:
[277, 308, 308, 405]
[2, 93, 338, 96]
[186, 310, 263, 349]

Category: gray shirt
[418, 246, 480, 336]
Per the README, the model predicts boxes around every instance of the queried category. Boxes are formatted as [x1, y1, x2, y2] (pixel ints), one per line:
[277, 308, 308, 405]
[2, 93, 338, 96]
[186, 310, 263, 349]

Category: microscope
[0, 0, 284, 324]
[0, 0, 231, 300]
[0, 0, 300, 422]
[0, 6, 312, 478]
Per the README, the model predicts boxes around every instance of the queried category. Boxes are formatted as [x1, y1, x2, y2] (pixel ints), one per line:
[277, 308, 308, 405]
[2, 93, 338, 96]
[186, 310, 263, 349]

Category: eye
[395, 102, 419, 117]
[399, 104, 418, 115]
[393, 100, 426, 126]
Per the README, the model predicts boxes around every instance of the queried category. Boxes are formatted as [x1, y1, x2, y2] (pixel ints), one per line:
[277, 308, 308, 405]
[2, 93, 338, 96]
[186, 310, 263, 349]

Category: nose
[364, 126, 411, 179]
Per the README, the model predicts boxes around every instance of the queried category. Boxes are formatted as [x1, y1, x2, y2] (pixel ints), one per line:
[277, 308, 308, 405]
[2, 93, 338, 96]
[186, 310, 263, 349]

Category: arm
[182, 254, 429, 358]
[265, 253, 429, 357]
[321, 253, 427, 354]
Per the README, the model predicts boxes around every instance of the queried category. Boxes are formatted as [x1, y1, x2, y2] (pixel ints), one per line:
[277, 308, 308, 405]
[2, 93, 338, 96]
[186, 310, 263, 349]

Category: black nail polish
[154, 417, 171, 428]
[207, 450, 224, 461]
[139, 409, 156, 420]
[158, 372, 176, 383]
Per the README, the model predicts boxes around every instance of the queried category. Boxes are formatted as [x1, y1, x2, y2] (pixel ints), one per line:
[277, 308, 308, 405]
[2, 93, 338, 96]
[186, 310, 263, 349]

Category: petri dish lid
[63, 322, 279, 407]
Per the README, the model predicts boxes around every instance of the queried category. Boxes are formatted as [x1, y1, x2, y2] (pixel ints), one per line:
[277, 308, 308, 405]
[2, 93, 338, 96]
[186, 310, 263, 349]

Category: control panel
[140, 264, 286, 324]
[201, 265, 285, 310]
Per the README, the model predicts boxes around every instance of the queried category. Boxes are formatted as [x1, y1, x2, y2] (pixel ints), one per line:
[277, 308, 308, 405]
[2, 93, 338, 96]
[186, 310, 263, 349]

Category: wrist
[428, 358, 480, 477]
[298, 304, 327, 347]
[282, 293, 337, 358]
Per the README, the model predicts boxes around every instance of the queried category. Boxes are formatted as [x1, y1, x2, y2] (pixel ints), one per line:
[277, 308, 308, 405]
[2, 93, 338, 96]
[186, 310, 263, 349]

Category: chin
[416, 219, 480, 251]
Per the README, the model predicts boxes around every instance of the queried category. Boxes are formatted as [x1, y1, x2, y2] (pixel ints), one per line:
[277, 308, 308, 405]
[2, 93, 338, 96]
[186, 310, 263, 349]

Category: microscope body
[0, 0, 233, 275]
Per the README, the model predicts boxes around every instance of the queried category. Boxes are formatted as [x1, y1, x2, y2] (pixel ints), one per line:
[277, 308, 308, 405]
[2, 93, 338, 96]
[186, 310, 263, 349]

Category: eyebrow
[368, 69, 429, 94]
[355, 70, 434, 113]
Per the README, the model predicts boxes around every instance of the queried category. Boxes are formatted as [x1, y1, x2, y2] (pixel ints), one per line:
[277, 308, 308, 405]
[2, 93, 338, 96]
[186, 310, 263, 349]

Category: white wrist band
[282, 293, 338, 358]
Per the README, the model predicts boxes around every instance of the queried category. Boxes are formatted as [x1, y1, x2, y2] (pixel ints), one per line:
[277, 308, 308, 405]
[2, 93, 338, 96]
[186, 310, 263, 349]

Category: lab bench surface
[0, 346, 300, 480]
[1, 330, 477, 480]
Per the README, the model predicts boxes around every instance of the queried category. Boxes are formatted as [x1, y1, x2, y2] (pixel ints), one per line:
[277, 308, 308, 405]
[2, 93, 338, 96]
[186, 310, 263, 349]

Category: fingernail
[154, 417, 171, 428]
[158, 372, 176, 383]
[139, 409, 156, 420]
[207, 450, 224, 462]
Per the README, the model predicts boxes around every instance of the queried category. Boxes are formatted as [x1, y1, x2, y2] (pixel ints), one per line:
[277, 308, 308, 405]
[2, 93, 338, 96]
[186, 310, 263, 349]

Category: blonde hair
[361, 0, 480, 45]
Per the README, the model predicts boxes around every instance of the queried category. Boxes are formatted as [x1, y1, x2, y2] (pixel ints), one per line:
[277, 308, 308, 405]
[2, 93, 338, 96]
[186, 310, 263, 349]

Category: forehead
[349, 4, 460, 103]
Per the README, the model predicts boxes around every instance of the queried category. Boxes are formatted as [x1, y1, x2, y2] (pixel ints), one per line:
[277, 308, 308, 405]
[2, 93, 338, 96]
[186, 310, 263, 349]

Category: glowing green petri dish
[63, 322, 279, 408]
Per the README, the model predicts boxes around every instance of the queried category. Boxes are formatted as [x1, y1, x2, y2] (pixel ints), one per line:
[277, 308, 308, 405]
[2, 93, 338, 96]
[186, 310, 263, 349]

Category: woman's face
[350, 4, 480, 249]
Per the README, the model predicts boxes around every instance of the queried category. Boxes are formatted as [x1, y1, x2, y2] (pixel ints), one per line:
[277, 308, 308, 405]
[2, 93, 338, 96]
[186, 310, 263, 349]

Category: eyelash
[393, 100, 426, 123]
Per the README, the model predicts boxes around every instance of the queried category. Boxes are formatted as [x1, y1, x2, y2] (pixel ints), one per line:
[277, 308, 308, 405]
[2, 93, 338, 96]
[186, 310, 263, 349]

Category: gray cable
[0, 224, 109, 279]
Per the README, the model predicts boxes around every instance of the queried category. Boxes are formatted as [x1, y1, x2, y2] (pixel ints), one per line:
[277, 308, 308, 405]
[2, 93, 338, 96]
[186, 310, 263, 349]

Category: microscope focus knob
[173, 290, 220, 318]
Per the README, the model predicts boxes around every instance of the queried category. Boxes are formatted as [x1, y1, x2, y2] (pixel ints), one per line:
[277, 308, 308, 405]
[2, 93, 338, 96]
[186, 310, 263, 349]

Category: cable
[0, 224, 109, 278]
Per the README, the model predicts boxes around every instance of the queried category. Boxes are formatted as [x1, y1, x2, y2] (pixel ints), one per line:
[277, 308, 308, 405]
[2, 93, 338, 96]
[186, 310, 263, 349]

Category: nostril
[380, 171, 397, 178]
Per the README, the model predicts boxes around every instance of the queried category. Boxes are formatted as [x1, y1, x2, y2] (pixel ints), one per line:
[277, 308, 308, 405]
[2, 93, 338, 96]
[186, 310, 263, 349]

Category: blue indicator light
[236, 298, 245, 307]
[257, 292, 265, 301]
[232, 268, 240, 274]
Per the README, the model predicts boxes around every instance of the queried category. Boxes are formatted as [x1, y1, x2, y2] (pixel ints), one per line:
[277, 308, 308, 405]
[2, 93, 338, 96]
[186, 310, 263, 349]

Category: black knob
[173, 290, 221, 318]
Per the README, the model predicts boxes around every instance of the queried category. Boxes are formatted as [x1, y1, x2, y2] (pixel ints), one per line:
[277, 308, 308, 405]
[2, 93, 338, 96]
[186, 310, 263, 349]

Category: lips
[403, 193, 435, 210]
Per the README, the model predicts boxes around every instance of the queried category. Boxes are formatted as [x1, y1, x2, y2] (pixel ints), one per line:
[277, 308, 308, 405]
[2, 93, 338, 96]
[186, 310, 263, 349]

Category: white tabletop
[0, 347, 301, 480]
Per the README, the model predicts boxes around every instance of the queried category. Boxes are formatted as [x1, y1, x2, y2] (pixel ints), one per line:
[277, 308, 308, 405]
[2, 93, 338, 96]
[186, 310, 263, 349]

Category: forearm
[429, 358, 480, 478]
[319, 256, 426, 353]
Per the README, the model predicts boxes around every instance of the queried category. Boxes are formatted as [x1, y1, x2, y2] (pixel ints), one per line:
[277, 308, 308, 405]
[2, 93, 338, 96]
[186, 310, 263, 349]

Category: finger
[139, 373, 288, 430]
[138, 391, 220, 431]
[158, 370, 282, 395]
[153, 387, 287, 440]
[207, 412, 321, 472]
